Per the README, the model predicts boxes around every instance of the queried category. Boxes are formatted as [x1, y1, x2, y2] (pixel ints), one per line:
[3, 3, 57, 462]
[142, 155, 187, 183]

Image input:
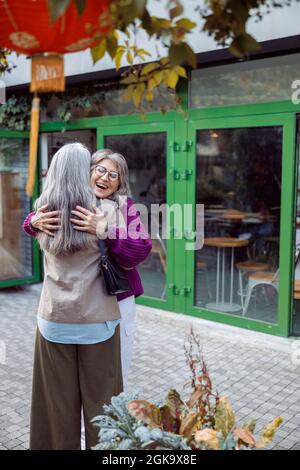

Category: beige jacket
[38, 239, 120, 323]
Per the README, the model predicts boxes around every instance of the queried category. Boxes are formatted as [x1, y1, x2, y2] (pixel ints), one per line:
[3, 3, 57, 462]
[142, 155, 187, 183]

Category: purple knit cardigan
[22, 198, 152, 301]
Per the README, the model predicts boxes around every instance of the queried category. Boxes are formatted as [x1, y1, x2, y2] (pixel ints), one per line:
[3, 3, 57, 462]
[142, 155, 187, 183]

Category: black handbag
[98, 239, 131, 295]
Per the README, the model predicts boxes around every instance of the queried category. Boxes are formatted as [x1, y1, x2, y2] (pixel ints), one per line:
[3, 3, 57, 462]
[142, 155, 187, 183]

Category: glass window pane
[41, 82, 175, 122]
[293, 117, 300, 336]
[195, 126, 282, 324]
[41, 130, 96, 173]
[190, 54, 300, 108]
[0, 138, 32, 281]
[105, 133, 167, 300]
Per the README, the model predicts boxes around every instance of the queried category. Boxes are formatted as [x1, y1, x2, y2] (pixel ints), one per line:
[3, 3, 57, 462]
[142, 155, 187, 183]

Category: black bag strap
[98, 238, 107, 257]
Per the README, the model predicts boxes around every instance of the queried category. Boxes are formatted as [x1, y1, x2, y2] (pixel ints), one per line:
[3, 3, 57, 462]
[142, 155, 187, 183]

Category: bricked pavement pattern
[0, 284, 300, 450]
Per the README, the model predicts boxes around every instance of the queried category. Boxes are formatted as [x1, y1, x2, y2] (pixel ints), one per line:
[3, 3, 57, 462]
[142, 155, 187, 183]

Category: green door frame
[291, 115, 300, 336]
[0, 129, 41, 288]
[185, 111, 297, 336]
[40, 111, 189, 312]
[96, 116, 177, 311]
[19, 91, 300, 336]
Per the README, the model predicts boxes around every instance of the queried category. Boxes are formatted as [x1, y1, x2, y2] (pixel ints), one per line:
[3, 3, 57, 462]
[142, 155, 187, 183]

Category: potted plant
[92, 330, 282, 450]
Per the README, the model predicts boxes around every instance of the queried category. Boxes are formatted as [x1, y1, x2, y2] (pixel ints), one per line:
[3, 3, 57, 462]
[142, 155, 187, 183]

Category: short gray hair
[34, 143, 96, 255]
[91, 149, 132, 199]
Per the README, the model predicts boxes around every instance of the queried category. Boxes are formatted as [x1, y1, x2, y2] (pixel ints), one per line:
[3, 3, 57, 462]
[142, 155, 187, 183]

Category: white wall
[2, 0, 300, 87]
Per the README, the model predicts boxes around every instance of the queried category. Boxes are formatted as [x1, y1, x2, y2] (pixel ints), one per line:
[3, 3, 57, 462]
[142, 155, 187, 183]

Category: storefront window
[40, 81, 175, 122]
[190, 54, 300, 108]
[105, 133, 167, 300]
[293, 117, 300, 336]
[0, 138, 32, 281]
[195, 126, 282, 323]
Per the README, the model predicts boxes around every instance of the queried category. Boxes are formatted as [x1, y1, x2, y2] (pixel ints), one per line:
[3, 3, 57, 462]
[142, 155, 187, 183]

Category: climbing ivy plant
[0, 95, 31, 131]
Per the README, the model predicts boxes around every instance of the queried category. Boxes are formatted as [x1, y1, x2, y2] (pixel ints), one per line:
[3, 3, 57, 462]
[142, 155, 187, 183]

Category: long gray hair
[34, 143, 96, 255]
[91, 149, 132, 200]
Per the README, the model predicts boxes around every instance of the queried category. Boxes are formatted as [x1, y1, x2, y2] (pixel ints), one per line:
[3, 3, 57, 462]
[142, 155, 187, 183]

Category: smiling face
[90, 158, 120, 199]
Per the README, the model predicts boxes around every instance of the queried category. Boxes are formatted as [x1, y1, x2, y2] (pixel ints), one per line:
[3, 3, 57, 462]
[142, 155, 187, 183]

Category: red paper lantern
[0, 0, 111, 55]
[0, 0, 112, 197]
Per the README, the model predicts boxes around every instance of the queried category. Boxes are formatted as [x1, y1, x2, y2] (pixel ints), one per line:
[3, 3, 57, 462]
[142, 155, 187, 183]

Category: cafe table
[221, 209, 248, 221]
[204, 237, 249, 313]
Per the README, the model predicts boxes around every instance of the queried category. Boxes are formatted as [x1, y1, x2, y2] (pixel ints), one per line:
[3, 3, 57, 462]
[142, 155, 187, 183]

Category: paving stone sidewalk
[0, 284, 300, 450]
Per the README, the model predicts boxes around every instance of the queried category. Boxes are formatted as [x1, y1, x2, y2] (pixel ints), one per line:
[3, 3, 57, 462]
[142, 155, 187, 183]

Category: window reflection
[42, 130, 96, 171]
[0, 138, 32, 281]
[105, 133, 167, 300]
[191, 54, 300, 108]
[195, 127, 282, 323]
[41, 82, 175, 122]
[293, 118, 300, 335]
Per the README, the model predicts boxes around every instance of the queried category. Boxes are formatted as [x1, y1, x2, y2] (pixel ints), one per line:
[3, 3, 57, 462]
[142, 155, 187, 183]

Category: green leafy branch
[0, 48, 14, 76]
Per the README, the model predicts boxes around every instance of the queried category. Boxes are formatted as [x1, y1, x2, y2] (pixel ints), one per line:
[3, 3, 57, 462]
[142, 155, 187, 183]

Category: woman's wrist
[96, 217, 108, 238]
[29, 213, 40, 231]
[29, 220, 38, 231]
[29, 217, 36, 229]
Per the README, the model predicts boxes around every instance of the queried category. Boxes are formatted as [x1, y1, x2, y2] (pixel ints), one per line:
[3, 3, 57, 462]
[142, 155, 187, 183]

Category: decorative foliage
[54, 80, 176, 123]
[0, 84, 174, 132]
[200, 0, 298, 57]
[92, 393, 191, 450]
[54, 85, 127, 124]
[1, 1, 298, 119]
[92, 329, 283, 450]
[0, 95, 31, 131]
[46, 0, 298, 112]
[1, 1, 298, 117]
[56, 92, 105, 124]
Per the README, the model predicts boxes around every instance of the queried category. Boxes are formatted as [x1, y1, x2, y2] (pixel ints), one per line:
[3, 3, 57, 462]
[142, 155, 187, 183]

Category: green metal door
[97, 115, 178, 311]
[184, 112, 296, 336]
[0, 130, 41, 288]
[12, 100, 296, 336]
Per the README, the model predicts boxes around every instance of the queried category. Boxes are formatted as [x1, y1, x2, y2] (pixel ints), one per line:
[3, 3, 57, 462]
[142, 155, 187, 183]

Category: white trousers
[119, 295, 136, 391]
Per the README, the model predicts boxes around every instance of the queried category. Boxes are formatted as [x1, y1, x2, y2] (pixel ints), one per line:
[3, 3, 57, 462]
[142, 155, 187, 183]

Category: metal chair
[243, 243, 300, 316]
[237, 260, 270, 310]
[242, 269, 279, 316]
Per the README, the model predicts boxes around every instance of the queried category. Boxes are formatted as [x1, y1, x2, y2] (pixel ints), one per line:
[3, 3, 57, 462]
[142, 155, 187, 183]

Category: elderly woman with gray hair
[24, 143, 122, 450]
[23, 147, 152, 449]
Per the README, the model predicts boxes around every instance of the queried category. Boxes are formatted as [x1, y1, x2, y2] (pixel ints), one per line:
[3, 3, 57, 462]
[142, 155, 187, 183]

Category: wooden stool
[249, 271, 277, 282]
[196, 261, 207, 269]
[236, 261, 270, 272]
[204, 237, 249, 313]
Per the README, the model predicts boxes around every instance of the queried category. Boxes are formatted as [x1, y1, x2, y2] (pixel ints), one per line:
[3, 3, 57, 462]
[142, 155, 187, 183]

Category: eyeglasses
[93, 165, 119, 182]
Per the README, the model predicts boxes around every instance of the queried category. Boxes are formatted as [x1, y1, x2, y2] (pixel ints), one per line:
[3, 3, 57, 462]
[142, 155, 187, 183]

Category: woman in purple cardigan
[23, 148, 152, 389]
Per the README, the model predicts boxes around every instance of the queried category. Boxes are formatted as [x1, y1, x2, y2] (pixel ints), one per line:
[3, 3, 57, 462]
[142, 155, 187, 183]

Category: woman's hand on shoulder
[30, 204, 60, 237]
[70, 205, 108, 236]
